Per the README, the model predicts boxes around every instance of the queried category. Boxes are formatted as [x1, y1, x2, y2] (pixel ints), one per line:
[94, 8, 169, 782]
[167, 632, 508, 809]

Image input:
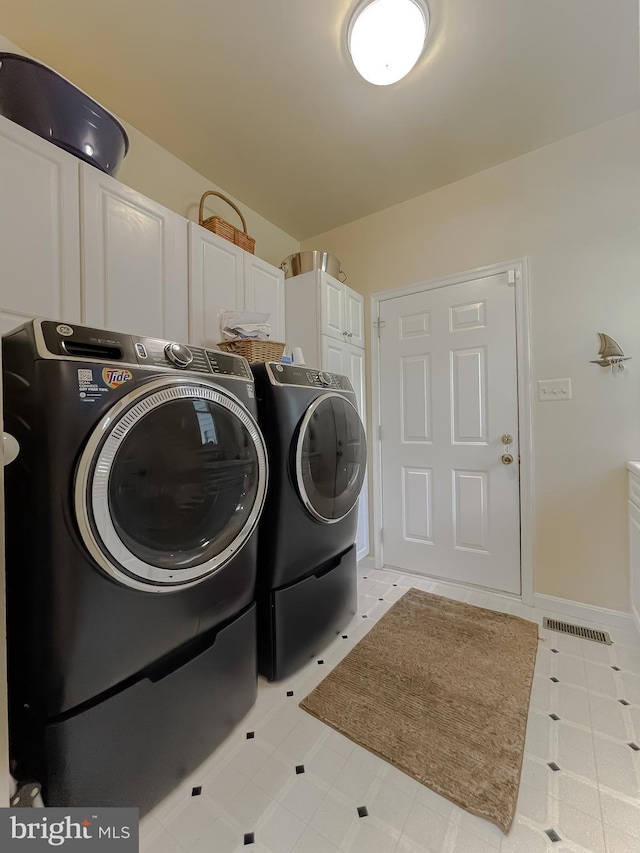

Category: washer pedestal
[42, 604, 257, 814]
[258, 546, 357, 681]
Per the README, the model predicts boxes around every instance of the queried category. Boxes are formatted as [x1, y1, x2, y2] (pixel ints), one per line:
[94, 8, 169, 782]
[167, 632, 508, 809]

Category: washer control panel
[38, 321, 252, 380]
[133, 337, 252, 379]
[267, 362, 351, 391]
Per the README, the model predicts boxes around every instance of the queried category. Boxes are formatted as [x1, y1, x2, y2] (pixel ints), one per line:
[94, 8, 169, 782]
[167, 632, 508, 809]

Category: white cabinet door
[189, 224, 244, 348]
[345, 286, 365, 349]
[0, 116, 81, 332]
[346, 344, 366, 421]
[346, 344, 369, 561]
[356, 475, 370, 561]
[322, 335, 347, 376]
[81, 165, 188, 340]
[630, 500, 640, 623]
[320, 274, 346, 342]
[243, 254, 286, 343]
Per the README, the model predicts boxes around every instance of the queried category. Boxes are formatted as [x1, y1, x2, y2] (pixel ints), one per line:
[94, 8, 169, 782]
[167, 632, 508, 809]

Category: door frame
[370, 258, 534, 605]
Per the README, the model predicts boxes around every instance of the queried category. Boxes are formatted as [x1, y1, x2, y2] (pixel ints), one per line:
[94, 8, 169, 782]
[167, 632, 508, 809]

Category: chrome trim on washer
[74, 376, 268, 593]
[294, 392, 364, 524]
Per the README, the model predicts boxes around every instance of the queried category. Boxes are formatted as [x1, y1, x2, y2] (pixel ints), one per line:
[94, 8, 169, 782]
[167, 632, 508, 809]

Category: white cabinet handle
[3, 432, 19, 466]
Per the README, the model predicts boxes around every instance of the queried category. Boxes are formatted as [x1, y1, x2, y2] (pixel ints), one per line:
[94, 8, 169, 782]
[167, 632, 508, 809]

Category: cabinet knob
[348, 332, 353, 338]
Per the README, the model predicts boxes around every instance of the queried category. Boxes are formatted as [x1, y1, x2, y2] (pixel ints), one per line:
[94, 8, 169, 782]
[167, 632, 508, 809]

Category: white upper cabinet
[188, 223, 244, 348]
[81, 164, 188, 341]
[319, 274, 364, 347]
[243, 254, 285, 343]
[322, 336, 347, 376]
[346, 344, 365, 421]
[345, 286, 365, 348]
[1, 115, 285, 354]
[188, 224, 285, 349]
[320, 274, 346, 342]
[0, 115, 81, 332]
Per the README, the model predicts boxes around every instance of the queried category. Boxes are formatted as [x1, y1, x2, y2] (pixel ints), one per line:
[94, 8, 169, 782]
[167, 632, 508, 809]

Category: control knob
[317, 371, 331, 386]
[164, 342, 194, 368]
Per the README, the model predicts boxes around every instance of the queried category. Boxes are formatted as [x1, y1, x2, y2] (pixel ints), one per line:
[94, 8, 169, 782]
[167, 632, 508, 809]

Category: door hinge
[374, 318, 385, 337]
[507, 269, 517, 285]
[378, 424, 382, 440]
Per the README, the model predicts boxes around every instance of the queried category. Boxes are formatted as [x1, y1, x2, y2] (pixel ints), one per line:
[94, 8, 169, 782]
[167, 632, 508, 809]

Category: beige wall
[117, 125, 299, 269]
[302, 112, 640, 613]
[0, 34, 299, 269]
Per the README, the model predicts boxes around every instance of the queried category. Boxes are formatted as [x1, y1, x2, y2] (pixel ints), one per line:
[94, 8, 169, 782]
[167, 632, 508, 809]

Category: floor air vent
[543, 617, 612, 645]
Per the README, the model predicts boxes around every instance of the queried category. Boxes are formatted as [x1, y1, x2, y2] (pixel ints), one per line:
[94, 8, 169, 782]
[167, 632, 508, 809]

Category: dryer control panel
[36, 321, 252, 380]
[266, 362, 352, 391]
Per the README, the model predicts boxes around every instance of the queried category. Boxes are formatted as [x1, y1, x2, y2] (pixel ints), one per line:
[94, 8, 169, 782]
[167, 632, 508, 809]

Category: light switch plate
[538, 378, 572, 401]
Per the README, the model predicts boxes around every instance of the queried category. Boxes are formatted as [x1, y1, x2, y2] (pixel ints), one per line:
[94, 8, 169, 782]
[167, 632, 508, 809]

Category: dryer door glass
[108, 398, 258, 568]
[296, 394, 366, 523]
[76, 381, 267, 591]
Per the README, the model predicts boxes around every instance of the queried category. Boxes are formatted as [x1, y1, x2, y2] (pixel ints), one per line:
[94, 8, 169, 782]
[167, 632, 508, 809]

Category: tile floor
[141, 565, 640, 853]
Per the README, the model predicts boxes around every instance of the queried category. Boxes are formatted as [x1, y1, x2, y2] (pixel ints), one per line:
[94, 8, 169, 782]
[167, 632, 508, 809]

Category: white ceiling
[1, 0, 638, 239]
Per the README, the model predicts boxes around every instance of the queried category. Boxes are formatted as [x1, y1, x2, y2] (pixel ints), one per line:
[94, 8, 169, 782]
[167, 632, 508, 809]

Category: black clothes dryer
[3, 320, 268, 812]
[251, 362, 366, 681]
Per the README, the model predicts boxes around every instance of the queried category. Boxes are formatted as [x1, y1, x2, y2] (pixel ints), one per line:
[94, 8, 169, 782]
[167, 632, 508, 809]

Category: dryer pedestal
[258, 546, 357, 681]
[42, 604, 257, 814]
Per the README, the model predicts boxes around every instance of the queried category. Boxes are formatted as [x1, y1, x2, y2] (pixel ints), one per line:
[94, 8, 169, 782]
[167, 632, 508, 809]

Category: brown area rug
[300, 588, 538, 833]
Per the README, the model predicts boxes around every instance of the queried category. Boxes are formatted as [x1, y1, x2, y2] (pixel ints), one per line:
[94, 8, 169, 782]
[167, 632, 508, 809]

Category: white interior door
[379, 271, 520, 594]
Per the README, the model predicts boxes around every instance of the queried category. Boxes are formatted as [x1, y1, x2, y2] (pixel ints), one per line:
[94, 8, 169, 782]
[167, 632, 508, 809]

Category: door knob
[501, 434, 513, 445]
[501, 453, 514, 465]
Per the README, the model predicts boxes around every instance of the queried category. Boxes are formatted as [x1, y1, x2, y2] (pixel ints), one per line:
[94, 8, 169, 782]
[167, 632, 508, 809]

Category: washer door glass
[76, 380, 267, 591]
[296, 394, 366, 523]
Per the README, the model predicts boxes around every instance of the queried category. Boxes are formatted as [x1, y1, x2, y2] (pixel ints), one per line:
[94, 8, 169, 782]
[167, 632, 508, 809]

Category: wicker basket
[216, 339, 285, 363]
[198, 190, 256, 254]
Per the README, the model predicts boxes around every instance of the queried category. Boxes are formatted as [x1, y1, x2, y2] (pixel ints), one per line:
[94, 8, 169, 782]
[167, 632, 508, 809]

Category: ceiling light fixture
[347, 0, 429, 86]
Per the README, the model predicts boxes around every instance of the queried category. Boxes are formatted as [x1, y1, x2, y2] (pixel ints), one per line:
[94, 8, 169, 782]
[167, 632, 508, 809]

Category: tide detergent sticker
[102, 367, 133, 389]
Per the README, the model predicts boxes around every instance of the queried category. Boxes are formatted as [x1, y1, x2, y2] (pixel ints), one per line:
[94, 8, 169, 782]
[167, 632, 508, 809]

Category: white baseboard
[534, 593, 635, 632]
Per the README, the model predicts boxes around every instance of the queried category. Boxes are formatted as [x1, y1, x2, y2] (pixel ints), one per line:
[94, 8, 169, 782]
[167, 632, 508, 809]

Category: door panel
[189, 223, 244, 347]
[401, 355, 432, 442]
[402, 467, 433, 543]
[451, 347, 488, 443]
[81, 166, 188, 340]
[0, 115, 81, 330]
[379, 272, 520, 594]
[243, 255, 285, 342]
[320, 274, 345, 342]
[345, 286, 365, 348]
[322, 336, 346, 376]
